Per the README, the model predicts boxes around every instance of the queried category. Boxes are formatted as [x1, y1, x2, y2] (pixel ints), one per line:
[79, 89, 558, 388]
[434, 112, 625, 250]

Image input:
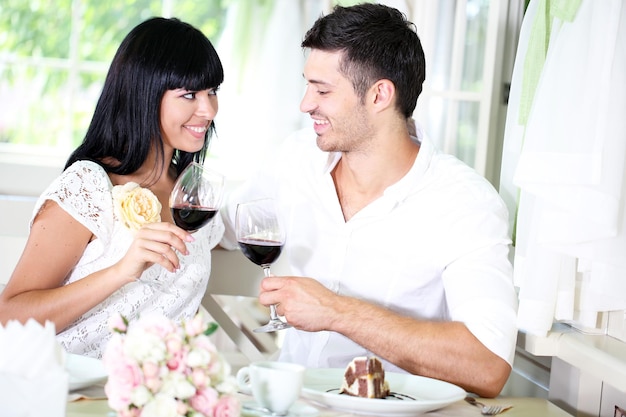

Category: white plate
[66, 353, 108, 391]
[301, 368, 465, 416]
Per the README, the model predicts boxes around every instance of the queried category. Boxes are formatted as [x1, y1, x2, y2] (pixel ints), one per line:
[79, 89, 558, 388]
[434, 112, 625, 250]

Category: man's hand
[259, 275, 340, 331]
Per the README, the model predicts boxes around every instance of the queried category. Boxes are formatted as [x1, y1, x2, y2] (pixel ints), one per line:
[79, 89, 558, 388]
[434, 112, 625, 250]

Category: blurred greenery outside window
[0, 0, 229, 155]
[0, 0, 509, 185]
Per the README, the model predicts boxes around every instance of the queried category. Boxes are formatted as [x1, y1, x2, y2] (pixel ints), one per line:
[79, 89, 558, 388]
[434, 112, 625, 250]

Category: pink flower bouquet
[103, 312, 240, 417]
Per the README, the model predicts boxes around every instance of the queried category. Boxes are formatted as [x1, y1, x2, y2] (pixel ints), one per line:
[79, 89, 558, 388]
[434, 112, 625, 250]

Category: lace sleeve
[32, 160, 114, 247]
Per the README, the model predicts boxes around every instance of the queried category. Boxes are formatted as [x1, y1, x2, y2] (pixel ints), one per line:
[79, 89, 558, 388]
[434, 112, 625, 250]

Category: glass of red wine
[235, 198, 290, 333]
[170, 162, 224, 233]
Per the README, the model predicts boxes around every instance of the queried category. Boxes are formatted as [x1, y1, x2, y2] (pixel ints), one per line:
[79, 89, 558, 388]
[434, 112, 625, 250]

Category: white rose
[141, 393, 180, 417]
[160, 371, 196, 400]
[112, 182, 162, 231]
[186, 348, 211, 368]
[130, 385, 152, 407]
[123, 328, 167, 363]
[215, 376, 239, 395]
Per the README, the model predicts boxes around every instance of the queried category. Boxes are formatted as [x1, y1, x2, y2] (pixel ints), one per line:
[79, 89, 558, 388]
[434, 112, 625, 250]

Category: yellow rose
[112, 182, 162, 231]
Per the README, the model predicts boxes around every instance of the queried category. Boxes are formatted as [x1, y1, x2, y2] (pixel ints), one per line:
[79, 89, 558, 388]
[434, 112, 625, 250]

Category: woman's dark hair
[65, 17, 224, 180]
[301, 3, 425, 118]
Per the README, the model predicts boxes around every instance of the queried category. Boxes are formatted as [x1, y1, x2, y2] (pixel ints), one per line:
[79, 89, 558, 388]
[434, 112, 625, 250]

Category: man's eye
[208, 88, 218, 96]
[183, 92, 196, 99]
[318, 90, 328, 95]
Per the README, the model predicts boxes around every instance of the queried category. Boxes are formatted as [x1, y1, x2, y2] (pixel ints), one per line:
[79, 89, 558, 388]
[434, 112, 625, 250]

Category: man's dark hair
[302, 3, 426, 118]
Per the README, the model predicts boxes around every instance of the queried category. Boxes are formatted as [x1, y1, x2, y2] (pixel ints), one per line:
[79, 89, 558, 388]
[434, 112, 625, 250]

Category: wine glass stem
[263, 265, 280, 321]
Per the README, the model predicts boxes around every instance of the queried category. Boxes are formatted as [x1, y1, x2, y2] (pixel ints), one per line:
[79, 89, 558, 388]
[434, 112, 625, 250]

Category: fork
[465, 396, 512, 415]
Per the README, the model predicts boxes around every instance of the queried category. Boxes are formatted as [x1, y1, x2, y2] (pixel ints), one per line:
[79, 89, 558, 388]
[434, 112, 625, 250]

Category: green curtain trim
[518, 0, 582, 126]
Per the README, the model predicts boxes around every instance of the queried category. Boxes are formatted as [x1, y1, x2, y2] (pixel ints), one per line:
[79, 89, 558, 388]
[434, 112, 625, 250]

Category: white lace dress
[32, 160, 224, 358]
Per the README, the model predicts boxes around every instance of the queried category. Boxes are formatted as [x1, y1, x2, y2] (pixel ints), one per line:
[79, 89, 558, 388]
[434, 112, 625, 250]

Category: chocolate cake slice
[339, 356, 390, 398]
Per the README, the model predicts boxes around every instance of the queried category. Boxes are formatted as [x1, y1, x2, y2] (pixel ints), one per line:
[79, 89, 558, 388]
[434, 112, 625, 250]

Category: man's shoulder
[426, 149, 502, 203]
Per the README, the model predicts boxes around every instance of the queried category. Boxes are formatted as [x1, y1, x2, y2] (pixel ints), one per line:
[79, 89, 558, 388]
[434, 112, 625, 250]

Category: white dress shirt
[221, 127, 518, 372]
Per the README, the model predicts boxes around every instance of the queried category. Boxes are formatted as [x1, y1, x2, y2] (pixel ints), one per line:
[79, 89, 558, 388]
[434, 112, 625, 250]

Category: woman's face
[159, 88, 218, 153]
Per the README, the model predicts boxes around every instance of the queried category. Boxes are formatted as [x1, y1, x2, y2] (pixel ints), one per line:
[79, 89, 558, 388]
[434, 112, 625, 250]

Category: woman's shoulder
[64, 159, 109, 179]
[34, 159, 114, 231]
[57, 160, 112, 194]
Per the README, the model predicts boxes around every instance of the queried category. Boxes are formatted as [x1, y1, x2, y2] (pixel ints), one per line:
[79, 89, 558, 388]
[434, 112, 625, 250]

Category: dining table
[65, 390, 573, 417]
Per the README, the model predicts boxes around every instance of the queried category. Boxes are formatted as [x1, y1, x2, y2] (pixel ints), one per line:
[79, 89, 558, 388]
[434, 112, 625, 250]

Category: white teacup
[236, 361, 306, 415]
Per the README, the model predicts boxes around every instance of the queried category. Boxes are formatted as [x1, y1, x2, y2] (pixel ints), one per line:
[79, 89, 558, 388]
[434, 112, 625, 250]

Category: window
[0, 0, 522, 196]
[0, 0, 227, 152]
[410, 0, 522, 184]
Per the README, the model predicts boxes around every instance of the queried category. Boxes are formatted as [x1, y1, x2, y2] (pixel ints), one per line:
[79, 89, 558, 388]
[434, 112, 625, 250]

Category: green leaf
[204, 322, 219, 336]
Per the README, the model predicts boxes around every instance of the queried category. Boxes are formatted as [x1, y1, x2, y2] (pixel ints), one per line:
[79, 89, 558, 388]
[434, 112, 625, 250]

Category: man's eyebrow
[302, 74, 331, 86]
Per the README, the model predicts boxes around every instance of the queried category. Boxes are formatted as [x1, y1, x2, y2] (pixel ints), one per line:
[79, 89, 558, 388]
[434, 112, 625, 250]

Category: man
[221, 3, 517, 398]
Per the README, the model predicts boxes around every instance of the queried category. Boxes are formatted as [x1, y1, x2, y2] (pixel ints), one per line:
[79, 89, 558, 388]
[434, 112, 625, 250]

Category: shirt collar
[322, 151, 341, 175]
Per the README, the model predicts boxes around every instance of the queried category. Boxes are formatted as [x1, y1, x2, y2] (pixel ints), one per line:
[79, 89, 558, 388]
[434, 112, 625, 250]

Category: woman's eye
[183, 92, 196, 99]
[208, 88, 218, 96]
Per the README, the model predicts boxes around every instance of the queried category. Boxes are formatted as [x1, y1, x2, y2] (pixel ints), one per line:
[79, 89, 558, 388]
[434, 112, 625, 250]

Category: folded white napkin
[0, 319, 68, 417]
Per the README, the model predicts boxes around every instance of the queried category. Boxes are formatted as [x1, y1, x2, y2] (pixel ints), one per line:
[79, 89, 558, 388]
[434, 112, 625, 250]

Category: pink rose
[108, 312, 128, 333]
[191, 367, 209, 389]
[104, 353, 144, 410]
[142, 361, 160, 379]
[184, 313, 206, 337]
[213, 395, 241, 417]
[165, 333, 184, 355]
[102, 333, 124, 365]
[193, 334, 217, 353]
[176, 399, 188, 415]
[165, 333, 188, 372]
[118, 409, 141, 417]
[134, 313, 177, 339]
[142, 361, 163, 392]
[189, 386, 219, 416]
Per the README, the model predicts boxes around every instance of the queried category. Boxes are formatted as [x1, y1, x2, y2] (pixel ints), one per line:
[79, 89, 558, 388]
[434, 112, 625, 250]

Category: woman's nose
[197, 94, 218, 119]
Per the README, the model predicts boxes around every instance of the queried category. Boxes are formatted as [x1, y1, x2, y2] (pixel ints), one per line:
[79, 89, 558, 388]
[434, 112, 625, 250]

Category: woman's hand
[113, 222, 195, 283]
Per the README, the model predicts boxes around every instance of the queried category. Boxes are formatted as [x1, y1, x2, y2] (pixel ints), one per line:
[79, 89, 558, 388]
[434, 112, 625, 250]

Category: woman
[0, 17, 225, 358]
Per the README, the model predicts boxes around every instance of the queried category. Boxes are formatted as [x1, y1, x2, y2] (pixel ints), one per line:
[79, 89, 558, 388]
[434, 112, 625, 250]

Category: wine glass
[170, 162, 224, 233]
[235, 198, 290, 333]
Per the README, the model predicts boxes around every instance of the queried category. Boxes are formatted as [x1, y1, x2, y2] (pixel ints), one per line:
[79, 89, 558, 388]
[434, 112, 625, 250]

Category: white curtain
[211, 0, 459, 182]
[501, 0, 626, 336]
[212, 0, 318, 181]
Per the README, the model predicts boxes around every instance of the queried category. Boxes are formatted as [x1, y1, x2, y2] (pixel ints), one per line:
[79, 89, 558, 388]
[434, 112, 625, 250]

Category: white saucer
[66, 353, 108, 391]
[242, 400, 319, 417]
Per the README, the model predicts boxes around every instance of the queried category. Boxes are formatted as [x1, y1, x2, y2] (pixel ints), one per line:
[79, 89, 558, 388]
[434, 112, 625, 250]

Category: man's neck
[331, 133, 419, 221]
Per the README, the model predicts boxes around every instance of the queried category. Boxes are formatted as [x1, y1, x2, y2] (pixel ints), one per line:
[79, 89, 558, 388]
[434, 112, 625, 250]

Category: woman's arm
[0, 199, 193, 332]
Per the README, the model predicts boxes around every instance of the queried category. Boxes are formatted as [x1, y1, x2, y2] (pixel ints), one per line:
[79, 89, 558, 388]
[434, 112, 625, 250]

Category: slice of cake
[339, 356, 390, 399]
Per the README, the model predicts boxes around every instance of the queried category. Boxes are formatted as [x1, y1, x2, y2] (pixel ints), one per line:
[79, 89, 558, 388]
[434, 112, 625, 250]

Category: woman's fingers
[121, 222, 194, 278]
[136, 222, 193, 254]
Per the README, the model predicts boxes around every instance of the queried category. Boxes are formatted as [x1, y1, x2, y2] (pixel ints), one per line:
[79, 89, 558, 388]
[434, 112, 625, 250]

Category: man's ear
[370, 79, 395, 111]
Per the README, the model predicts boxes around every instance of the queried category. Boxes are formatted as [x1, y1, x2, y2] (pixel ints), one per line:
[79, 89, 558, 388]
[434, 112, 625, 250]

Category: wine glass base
[253, 319, 292, 333]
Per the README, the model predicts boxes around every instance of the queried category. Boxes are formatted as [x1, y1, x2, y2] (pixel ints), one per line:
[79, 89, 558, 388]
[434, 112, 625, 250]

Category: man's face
[300, 49, 374, 153]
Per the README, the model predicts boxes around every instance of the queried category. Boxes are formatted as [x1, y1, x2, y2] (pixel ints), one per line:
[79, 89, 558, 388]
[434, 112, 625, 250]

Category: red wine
[171, 205, 217, 231]
[238, 238, 283, 266]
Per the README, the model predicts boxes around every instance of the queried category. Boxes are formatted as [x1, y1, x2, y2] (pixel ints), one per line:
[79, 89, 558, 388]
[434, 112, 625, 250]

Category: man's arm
[260, 275, 511, 398]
